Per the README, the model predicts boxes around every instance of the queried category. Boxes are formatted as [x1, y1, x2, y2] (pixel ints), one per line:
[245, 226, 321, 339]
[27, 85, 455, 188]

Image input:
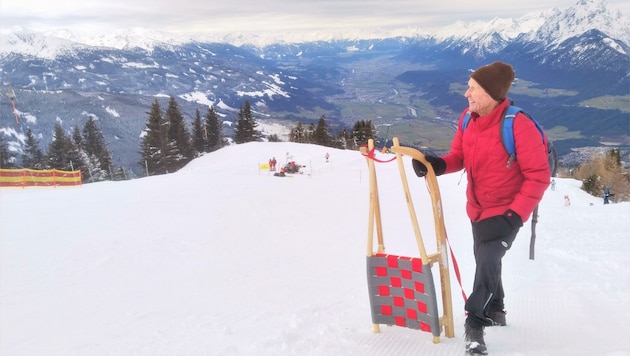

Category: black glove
[412, 156, 446, 177]
[474, 210, 522, 243]
[503, 209, 523, 229]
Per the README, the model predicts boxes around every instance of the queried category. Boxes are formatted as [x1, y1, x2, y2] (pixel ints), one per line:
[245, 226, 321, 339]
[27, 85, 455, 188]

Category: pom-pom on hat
[470, 61, 515, 101]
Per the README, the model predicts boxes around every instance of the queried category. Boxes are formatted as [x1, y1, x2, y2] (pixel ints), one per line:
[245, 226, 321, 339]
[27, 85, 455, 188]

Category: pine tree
[191, 109, 205, 156]
[47, 123, 74, 170]
[233, 100, 260, 144]
[306, 123, 315, 143]
[140, 99, 172, 175]
[605, 148, 622, 171]
[205, 105, 223, 151]
[312, 115, 330, 146]
[69, 125, 91, 178]
[0, 134, 15, 168]
[72, 125, 84, 149]
[290, 121, 306, 143]
[165, 96, 193, 171]
[336, 128, 350, 150]
[21, 128, 46, 169]
[233, 109, 247, 144]
[82, 116, 113, 180]
[351, 120, 375, 147]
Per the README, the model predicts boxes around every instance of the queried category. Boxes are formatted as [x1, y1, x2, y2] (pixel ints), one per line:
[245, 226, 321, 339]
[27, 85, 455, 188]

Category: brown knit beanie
[470, 62, 515, 101]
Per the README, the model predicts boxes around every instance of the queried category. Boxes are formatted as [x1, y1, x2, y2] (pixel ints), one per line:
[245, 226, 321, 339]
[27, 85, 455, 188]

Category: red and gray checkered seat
[366, 253, 440, 337]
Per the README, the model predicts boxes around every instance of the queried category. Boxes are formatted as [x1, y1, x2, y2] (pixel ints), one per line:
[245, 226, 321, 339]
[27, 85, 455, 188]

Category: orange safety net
[0, 169, 82, 187]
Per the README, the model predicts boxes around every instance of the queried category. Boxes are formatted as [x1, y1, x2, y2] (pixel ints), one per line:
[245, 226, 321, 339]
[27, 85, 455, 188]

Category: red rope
[446, 233, 468, 303]
[361, 146, 397, 163]
[422, 178, 468, 304]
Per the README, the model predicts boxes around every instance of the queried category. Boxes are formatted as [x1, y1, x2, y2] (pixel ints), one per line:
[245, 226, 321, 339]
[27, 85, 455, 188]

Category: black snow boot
[465, 323, 488, 355]
[489, 310, 507, 326]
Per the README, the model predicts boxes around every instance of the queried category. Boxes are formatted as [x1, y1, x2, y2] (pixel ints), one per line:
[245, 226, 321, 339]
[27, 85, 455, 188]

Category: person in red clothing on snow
[411, 62, 550, 355]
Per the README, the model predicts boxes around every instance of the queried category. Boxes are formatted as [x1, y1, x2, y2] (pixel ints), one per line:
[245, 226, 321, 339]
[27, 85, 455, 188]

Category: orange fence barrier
[0, 169, 82, 187]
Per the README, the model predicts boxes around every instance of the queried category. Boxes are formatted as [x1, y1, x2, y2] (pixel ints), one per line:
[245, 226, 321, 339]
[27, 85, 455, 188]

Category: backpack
[461, 105, 557, 176]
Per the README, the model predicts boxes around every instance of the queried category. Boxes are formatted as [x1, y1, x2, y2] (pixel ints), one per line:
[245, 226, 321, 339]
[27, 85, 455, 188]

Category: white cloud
[2, 0, 628, 34]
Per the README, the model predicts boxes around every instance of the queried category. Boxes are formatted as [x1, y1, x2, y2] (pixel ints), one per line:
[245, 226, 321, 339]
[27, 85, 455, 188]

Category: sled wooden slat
[362, 138, 454, 344]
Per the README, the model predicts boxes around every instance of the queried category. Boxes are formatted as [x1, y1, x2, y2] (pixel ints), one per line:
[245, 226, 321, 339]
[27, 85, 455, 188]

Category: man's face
[465, 78, 498, 116]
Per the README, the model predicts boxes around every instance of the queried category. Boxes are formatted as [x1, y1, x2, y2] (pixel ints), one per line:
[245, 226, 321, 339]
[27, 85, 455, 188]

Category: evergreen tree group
[289, 116, 375, 150]
[140, 97, 225, 176]
[3, 95, 383, 182]
[46, 118, 114, 182]
[1, 116, 115, 182]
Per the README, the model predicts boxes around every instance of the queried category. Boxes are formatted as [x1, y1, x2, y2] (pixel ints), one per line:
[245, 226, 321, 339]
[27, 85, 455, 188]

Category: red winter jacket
[441, 99, 550, 223]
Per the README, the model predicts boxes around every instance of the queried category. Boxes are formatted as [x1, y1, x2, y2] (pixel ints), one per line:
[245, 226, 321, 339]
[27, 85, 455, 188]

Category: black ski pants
[465, 216, 519, 328]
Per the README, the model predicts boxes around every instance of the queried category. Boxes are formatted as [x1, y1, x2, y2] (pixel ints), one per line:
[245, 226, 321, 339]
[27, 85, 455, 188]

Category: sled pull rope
[361, 145, 397, 163]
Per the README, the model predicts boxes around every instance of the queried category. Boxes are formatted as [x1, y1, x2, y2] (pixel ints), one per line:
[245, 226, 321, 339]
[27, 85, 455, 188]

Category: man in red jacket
[412, 62, 550, 355]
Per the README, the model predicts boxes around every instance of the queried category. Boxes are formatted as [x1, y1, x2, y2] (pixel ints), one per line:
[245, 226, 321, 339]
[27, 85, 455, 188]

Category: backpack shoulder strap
[462, 105, 551, 169]
[461, 112, 472, 132]
[500, 106, 521, 159]
[502, 106, 550, 161]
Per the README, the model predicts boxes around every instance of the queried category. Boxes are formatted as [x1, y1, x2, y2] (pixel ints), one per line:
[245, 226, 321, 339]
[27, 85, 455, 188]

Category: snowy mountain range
[0, 0, 628, 173]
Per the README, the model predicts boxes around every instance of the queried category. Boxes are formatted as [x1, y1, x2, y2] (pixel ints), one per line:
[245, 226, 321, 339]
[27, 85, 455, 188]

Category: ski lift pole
[11, 98, 19, 124]
[7, 89, 19, 124]
[530, 146, 558, 260]
[529, 205, 539, 260]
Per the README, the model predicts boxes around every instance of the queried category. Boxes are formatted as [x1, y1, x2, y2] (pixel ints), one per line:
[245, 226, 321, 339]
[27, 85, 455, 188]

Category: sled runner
[361, 138, 455, 344]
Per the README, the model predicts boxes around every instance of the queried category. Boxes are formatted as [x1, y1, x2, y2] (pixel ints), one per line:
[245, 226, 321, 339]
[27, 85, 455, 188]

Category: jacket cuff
[425, 156, 446, 176]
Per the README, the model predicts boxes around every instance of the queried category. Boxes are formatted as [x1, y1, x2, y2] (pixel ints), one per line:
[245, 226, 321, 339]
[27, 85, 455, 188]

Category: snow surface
[1, 141, 629, 355]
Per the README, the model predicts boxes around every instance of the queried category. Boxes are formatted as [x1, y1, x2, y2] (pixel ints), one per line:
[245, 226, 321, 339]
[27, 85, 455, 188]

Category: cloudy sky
[1, 0, 628, 34]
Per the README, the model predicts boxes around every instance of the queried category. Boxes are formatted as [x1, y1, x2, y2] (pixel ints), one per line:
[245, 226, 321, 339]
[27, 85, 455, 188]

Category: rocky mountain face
[0, 0, 628, 172]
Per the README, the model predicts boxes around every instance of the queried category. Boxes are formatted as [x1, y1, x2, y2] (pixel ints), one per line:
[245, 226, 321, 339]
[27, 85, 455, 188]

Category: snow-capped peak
[0, 26, 193, 59]
[532, 0, 630, 45]
[0, 0, 627, 58]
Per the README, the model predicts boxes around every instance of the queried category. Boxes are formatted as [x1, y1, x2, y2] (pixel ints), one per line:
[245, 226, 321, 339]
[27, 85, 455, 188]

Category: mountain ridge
[2, 0, 628, 55]
[0, 0, 628, 173]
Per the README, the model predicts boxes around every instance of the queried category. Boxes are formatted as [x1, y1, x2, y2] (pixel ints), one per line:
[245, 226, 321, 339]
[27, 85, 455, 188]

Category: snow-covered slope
[1, 142, 628, 355]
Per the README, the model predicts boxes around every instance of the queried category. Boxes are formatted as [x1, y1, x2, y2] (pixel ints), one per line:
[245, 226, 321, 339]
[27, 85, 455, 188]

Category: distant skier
[603, 187, 614, 204]
[273, 167, 286, 177]
[550, 179, 556, 191]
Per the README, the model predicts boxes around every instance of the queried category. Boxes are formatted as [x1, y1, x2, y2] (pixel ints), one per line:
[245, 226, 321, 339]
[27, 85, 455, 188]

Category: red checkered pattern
[366, 253, 440, 336]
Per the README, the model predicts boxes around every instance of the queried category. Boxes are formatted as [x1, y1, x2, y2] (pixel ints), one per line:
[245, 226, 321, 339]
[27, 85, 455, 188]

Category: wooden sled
[361, 137, 454, 344]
